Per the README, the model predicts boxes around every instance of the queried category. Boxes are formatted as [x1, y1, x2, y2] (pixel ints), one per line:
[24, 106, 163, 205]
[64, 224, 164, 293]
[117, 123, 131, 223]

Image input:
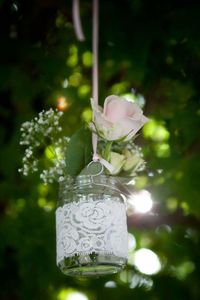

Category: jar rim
[59, 174, 131, 198]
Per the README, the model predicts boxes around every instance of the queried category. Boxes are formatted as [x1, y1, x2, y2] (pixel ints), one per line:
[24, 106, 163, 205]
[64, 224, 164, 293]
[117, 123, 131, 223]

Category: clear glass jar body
[56, 175, 128, 277]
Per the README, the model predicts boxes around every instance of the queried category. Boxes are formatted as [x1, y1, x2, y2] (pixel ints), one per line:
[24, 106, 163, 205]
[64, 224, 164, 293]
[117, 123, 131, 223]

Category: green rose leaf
[65, 127, 92, 176]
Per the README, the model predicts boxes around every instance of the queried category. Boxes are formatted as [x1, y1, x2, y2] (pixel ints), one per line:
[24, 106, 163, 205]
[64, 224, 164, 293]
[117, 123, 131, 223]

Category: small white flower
[58, 176, 64, 182]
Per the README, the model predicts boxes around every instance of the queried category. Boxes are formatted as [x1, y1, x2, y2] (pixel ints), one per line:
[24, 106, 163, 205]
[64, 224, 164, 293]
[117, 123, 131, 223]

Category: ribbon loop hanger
[72, 0, 114, 172]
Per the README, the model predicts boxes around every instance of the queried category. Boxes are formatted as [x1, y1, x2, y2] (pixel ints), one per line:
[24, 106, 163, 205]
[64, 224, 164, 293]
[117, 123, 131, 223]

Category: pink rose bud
[90, 95, 149, 141]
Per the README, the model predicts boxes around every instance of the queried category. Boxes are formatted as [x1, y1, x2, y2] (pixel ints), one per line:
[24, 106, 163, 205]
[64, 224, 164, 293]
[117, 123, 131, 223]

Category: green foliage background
[0, 0, 200, 299]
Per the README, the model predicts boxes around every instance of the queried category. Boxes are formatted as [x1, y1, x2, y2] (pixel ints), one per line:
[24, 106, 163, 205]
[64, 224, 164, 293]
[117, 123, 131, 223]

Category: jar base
[58, 253, 126, 277]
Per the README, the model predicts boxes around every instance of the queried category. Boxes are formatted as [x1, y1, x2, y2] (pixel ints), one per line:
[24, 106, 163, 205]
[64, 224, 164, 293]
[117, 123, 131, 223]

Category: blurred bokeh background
[0, 0, 200, 299]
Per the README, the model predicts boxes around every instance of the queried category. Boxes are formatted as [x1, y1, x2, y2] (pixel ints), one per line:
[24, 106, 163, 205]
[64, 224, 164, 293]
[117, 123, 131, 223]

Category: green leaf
[65, 127, 92, 176]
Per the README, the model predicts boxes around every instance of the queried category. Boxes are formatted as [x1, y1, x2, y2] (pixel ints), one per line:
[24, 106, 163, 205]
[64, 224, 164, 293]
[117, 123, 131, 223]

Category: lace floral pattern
[56, 197, 128, 265]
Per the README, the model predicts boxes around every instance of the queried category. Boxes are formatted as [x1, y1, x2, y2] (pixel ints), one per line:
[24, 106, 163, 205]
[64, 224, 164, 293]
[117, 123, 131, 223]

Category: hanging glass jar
[56, 175, 128, 276]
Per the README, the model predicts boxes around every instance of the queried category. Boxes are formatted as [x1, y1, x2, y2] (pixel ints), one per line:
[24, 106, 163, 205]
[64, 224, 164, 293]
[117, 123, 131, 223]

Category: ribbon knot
[92, 153, 114, 174]
[93, 153, 100, 162]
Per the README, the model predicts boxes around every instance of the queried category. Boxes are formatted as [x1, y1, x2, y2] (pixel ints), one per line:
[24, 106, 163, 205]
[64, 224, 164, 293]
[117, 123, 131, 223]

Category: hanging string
[72, 0, 85, 41]
[73, 0, 99, 161]
[72, 0, 114, 172]
[91, 0, 99, 162]
[91, 0, 114, 173]
[92, 0, 99, 105]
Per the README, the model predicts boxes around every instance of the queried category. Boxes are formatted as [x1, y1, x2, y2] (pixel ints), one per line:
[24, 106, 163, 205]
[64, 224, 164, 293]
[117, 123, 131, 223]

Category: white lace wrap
[56, 197, 128, 265]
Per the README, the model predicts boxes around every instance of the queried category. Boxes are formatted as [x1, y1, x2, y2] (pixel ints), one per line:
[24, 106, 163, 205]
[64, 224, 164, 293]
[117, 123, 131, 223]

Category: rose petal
[114, 118, 140, 140]
[116, 115, 149, 141]
[94, 111, 114, 139]
[139, 115, 149, 125]
[93, 113, 148, 141]
[104, 95, 143, 123]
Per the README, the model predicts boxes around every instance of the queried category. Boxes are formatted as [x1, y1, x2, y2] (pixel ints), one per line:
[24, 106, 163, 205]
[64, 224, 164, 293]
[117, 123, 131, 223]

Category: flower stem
[103, 141, 113, 161]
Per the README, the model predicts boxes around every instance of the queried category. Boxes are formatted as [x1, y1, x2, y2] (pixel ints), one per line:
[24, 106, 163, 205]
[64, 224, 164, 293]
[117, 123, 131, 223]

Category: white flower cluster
[40, 158, 66, 184]
[39, 136, 69, 184]
[20, 109, 63, 147]
[18, 146, 39, 176]
[19, 109, 69, 184]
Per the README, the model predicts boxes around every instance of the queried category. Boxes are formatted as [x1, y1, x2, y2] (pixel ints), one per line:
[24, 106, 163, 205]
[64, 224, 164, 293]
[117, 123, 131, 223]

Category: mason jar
[56, 175, 128, 277]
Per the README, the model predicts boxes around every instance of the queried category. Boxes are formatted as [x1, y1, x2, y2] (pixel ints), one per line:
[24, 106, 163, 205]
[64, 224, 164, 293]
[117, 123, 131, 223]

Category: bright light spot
[38, 197, 46, 207]
[45, 145, 55, 160]
[57, 289, 88, 300]
[111, 82, 129, 94]
[62, 79, 68, 88]
[128, 190, 153, 213]
[128, 233, 136, 251]
[57, 96, 69, 111]
[37, 183, 49, 196]
[104, 281, 117, 288]
[67, 292, 88, 300]
[82, 51, 93, 67]
[11, 3, 18, 11]
[81, 108, 93, 122]
[143, 119, 170, 142]
[67, 45, 78, 67]
[78, 85, 91, 97]
[122, 93, 145, 108]
[37, 197, 55, 212]
[134, 248, 161, 275]
[122, 93, 135, 102]
[181, 202, 189, 214]
[154, 143, 170, 158]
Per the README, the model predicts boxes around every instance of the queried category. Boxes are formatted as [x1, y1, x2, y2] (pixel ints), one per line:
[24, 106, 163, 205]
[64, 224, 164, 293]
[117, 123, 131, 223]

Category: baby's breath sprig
[19, 109, 69, 184]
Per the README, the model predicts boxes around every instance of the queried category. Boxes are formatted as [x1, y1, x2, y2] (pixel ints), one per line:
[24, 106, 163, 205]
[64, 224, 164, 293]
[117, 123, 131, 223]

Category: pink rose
[91, 95, 149, 141]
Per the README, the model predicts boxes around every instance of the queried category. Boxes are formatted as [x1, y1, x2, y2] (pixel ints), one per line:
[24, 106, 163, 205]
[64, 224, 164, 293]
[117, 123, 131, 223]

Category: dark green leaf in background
[65, 127, 92, 176]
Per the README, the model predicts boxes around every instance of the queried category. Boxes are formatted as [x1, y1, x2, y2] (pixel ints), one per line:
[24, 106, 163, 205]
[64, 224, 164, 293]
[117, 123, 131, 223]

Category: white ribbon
[73, 0, 114, 173]
[72, 0, 85, 41]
